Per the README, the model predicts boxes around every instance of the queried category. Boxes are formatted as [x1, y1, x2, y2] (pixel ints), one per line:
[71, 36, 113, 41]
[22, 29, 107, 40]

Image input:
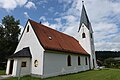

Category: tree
[0, 24, 6, 64]
[104, 58, 120, 68]
[0, 15, 21, 62]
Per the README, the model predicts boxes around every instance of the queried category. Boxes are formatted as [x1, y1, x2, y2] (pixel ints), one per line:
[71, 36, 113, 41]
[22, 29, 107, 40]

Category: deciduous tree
[0, 15, 21, 63]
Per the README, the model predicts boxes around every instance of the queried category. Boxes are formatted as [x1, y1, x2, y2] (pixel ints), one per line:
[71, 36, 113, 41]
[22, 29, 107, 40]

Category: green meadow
[2, 69, 120, 80]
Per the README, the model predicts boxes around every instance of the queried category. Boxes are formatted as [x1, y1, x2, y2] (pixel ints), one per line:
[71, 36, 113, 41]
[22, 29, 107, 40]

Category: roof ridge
[28, 19, 76, 40]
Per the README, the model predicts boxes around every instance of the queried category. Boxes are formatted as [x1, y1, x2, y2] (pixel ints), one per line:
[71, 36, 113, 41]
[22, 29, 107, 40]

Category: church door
[9, 60, 14, 74]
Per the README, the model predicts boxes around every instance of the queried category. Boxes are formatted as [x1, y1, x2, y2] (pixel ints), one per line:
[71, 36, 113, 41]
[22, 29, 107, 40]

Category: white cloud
[18, 25, 24, 39]
[58, 0, 72, 3]
[16, 0, 27, 6]
[24, 12, 30, 19]
[95, 42, 120, 51]
[0, 0, 17, 11]
[58, 0, 73, 11]
[25, 1, 36, 9]
[36, 0, 120, 51]
[62, 15, 77, 23]
[93, 22, 118, 41]
[36, 0, 48, 5]
[42, 21, 62, 30]
[54, 12, 59, 15]
[18, 25, 24, 34]
[39, 16, 64, 31]
[39, 16, 46, 21]
[0, 0, 27, 11]
[48, 7, 54, 12]
[112, 33, 120, 42]
[52, 0, 120, 51]
[42, 21, 57, 30]
[61, 15, 79, 36]
[0, 23, 5, 28]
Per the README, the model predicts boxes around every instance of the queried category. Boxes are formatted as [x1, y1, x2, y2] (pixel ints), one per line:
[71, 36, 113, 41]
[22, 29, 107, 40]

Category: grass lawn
[3, 69, 120, 80]
[0, 70, 5, 75]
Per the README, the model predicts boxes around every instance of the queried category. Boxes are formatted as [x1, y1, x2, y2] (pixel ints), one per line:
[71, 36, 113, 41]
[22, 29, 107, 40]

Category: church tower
[78, 1, 97, 69]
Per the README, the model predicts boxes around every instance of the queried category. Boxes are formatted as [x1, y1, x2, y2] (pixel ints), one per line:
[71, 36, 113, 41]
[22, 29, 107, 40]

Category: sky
[0, 0, 120, 51]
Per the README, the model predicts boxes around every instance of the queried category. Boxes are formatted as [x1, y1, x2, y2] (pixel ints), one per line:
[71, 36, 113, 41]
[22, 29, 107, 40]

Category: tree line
[96, 51, 120, 68]
[96, 51, 120, 61]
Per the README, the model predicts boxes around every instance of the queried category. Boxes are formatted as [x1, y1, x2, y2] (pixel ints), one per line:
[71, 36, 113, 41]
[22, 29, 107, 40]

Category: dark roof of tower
[78, 4, 91, 32]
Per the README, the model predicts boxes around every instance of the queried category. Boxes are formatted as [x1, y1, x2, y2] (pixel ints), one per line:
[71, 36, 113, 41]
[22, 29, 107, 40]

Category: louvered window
[82, 33, 86, 38]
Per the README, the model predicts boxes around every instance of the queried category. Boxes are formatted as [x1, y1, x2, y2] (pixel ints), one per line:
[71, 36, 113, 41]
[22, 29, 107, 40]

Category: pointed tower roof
[78, 1, 91, 32]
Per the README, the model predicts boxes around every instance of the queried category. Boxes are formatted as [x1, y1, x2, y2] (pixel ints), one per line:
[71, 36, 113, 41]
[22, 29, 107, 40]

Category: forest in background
[96, 51, 120, 61]
[96, 51, 120, 68]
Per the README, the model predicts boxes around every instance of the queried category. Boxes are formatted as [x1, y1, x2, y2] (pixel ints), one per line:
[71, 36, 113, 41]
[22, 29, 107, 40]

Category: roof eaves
[45, 47, 89, 56]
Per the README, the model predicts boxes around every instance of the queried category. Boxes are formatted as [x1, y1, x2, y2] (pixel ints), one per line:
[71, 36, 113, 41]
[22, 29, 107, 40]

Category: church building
[6, 3, 97, 78]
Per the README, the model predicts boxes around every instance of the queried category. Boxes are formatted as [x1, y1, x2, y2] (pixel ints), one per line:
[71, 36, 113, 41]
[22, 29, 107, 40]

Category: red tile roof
[29, 19, 89, 55]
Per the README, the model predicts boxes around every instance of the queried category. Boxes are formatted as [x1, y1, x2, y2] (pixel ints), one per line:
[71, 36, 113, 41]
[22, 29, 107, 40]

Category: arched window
[82, 33, 86, 38]
[93, 59, 95, 68]
[67, 55, 71, 66]
[85, 57, 88, 65]
[27, 25, 29, 32]
[34, 60, 38, 67]
[78, 56, 81, 65]
[90, 33, 92, 38]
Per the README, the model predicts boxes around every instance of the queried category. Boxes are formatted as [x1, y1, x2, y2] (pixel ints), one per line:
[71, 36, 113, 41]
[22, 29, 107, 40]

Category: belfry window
[90, 33, 92, 38]
[27, 25, 29, 32]
[67, 55, 71, 66]
[82, 33, 86, 38]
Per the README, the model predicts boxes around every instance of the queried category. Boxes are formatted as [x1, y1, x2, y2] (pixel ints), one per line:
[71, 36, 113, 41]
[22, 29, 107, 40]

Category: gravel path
[0, 75, 12, 80]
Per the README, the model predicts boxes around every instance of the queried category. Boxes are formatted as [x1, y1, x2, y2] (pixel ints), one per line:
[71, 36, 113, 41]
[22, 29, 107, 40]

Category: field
[2, 69, 120, 80]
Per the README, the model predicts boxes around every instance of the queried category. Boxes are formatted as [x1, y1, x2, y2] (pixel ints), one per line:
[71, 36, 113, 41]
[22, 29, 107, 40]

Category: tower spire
[78, 1, 97, 69]
[82, 1, 84, 5]
[78, 1, 90, 32]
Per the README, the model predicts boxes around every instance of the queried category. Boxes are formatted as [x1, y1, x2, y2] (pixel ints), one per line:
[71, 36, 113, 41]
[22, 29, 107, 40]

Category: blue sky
[0, 0, 120, 51]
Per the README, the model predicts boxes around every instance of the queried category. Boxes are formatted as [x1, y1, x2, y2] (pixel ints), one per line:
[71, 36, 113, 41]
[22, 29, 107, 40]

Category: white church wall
[78, 24, 92, 54]
[92, 52, 97, 68]
[6, 58, 31, 77]
[78, 24, 96, 69]
[12, 59, 18, 77]
[14, 58, 31, 76]
[11, 21, 45, 76]
[6, 58, 18, 76]
[6, 59, 10, 75]
[43, 51, 89, 78]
